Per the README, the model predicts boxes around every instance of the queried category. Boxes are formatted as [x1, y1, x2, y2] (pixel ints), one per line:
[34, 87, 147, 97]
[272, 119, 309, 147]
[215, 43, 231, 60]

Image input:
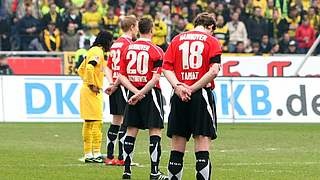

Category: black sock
[118, 125, 127, 160]
[123, 136, 135, 174]
[149, 135, 161, 175]
[195, 151, 211, 180]
[106, 124, 120, 159]
[168, 151, 184, 180]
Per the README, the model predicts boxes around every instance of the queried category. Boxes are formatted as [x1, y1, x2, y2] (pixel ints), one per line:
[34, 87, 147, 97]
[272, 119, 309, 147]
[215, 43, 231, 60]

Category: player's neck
[122, 32, 133, 39]
[139, 34, 152, 41]
[194, 26, 206, 32]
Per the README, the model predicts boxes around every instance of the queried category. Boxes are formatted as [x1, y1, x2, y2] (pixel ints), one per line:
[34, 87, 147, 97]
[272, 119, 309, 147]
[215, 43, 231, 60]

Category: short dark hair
[138, 18, 153, 34]
[92, 31, 113, 51]
[194, 12, 216, 30]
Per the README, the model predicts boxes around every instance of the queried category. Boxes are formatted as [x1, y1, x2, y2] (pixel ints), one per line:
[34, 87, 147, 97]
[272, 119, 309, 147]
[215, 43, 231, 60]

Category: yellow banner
[64, 51, 76, 75]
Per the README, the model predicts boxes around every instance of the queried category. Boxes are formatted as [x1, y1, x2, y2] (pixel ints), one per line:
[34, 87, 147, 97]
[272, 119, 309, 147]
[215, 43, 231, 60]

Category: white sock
[85, 153, 94, 159]
[93, 152, 102, 158]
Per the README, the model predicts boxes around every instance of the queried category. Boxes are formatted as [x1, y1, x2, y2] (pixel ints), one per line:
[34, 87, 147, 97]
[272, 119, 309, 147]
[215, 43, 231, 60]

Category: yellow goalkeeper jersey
[78, 46, 105, 121]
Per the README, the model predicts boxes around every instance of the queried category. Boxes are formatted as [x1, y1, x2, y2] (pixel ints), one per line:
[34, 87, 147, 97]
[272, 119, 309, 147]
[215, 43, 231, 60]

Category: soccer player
[78, 31, 113, 163]
[163, 12, 222, 180]
[119, 18, 168, 180]
[104, 16, 139, 166]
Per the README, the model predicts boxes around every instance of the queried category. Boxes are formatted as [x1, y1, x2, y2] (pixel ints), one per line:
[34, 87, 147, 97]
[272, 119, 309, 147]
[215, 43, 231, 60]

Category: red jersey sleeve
[119, 46, 129, 76]
[152, 46, 164, 74]
[208, 37, 222, 62]
[163, 42, 175, 71]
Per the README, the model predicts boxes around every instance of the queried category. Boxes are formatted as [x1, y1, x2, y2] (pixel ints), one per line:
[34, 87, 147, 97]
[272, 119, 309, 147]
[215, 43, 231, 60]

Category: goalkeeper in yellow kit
[78, 31, 113, 163]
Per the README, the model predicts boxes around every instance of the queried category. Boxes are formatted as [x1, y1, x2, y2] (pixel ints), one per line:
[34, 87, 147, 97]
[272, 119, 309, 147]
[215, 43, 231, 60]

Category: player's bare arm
[163, 69, 191, 102]
[119, 74, 141, 95]
[190, 62, 220, 93]
[104, 66, 118, 95]
[128, 72, 161, 105]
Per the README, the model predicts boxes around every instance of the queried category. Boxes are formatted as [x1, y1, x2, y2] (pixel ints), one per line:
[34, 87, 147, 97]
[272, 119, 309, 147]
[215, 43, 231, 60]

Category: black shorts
[167, 88, 217, 141]
[123, 88, 164, 130]
[109, 86, 128, 115]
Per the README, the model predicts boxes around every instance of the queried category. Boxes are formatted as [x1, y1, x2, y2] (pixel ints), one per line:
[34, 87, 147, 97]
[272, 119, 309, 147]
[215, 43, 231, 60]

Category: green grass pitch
[1, 123, 320, 180]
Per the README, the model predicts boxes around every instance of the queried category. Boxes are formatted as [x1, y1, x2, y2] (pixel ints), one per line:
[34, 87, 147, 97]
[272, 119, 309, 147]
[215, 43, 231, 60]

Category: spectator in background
[142, 4, 153, 19]
[171, 0, 182, 14]
[268, 8, 283, 42]
[28, 33, 45, 51]
[42, 3, 63, 30]
[235, 41, 245, 53]
[82, 2, 102, 36]
[43, 22, 61, 51]
[214, 15, 229, 52]
[79, 27, 96, 49]
[227, 12, 248, 52]
[295, 17, 316, 54]
[170, 16, 186, 40]
[265, 0, 275, 20]
[161, 5, 172, 42]
[246, 6, 268, 43]
[62, 6, 82, 32]
[0, 55, 13, 75]
[307, 7, 319, 32]
[252, 0, 267, 16]
[62, 23, 80, 51]
[0, 12, 11, 51]
[282, 5, 301, 38]
[152, 12, 168, 51]
[252, 41, 262, 55]
[18, 5, 40, 50]
[279, 32, 291, 53]
[188, 2, 200, 22]
[288, 40, 297, 53]
[215, 2, 230, 22]
[260, 35, 272, 53]
[9, 14, 20, 51]
[102, 7, 120, 38]
[270, 43, 280, 55]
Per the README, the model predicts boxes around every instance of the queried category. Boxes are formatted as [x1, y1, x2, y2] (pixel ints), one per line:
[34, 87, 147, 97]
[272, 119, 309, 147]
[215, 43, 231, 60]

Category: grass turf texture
[0, 123, 320, 180]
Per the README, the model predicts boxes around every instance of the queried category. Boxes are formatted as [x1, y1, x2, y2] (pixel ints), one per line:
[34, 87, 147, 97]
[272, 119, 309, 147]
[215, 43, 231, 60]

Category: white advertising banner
[1, 76, 320, 123]
[215, 77, 320, 122]
[1, 76, 111, 122]
[220, 56, 320, 77]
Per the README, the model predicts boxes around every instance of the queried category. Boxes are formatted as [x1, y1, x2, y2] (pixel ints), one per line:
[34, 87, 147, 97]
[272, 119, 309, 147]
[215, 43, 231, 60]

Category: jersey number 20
[179, 41, 204, 70]
[126, 50, 149, 75]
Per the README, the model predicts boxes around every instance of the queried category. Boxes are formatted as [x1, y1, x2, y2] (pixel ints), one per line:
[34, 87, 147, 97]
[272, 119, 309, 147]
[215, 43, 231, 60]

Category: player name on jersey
[128, 75, 148, 82]
[181, 72, 199, 80]
[128, 44, 150, 51]
[179, 33, 208, 41]
[111, 42, 124, 49]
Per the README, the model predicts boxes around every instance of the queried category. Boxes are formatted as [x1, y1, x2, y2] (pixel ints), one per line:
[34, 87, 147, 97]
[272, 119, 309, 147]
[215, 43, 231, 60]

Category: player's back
[164, 30, 221, 86]
[121, 38, 163, 88]
[108, 36, 133, 81]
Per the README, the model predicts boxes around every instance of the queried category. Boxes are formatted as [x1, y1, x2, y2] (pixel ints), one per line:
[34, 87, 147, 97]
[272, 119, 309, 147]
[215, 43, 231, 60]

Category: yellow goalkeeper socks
[92, 120, 103, 156]
[82, 121, 94, 155]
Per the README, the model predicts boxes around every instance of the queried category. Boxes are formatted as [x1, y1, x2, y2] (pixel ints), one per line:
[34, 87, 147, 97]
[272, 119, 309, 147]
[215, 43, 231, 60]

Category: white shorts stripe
[201, 89, 216, 131]
[152, 89, 163, 120]
[120, 86, 128, 102]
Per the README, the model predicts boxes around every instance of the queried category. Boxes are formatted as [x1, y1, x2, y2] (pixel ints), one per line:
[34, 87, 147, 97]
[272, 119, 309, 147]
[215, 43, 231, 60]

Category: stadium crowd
[0, 0, 319, 54]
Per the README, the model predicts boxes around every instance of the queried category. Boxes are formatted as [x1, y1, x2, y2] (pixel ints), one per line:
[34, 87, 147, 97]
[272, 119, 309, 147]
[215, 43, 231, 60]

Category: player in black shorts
[119, 18, 168, 180]
[104, 16, 138, 166]
[163, 13, 222, 180]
